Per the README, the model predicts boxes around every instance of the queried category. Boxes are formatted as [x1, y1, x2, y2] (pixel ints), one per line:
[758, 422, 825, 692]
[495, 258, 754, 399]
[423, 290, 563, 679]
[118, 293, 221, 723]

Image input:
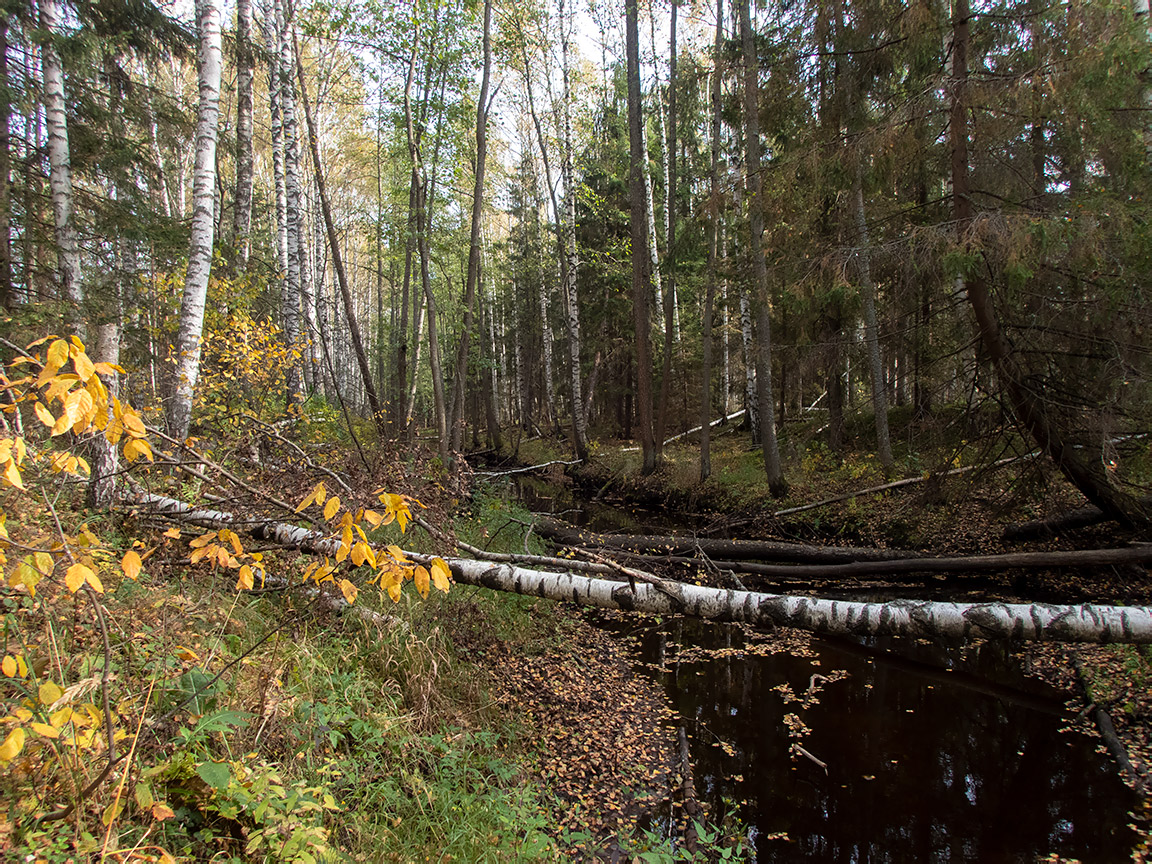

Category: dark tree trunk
[627, 0, 656, 475]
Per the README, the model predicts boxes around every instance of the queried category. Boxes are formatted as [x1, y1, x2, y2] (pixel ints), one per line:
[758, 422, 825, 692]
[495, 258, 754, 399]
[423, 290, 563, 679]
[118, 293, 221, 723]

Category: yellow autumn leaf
[71, 347, 95, 382]
[414, 565, 430, 599]
[1, 656, 15, 677]
[45, 339, 69, 375]
[39, 681, 63, 705]
[30, 722, 60, 739]
[190, 545, 214, 565]
[350, 542, 367, 567]
[65, 563, 93, 593]
[386, 545, 409, 564]
[174, 646, 199, 662]
[338, 578, 359, 604]
[163, 528, 182, 539]
[295, 482, 325, 513]
[2, 459, 23, 490]
[15, 656, 26, 677]
[50, 707, 73, 728]
[34, 551, 53, 575]
[85, 569, 104, 594]
[121, 550, 142, 580]
[33, 401, 54, 427]
[387, 577, 402, 602]
[430, 558, 452, 593]
[123, 438, 153, 463]
[363, 509, 383, 527]
[121, 410, 146, 437]
[0, 727, 25, 762]
[151, 802, 175, 821]
[189, 532, 217, 549]
[323, 496, 340, 521]
[236, 565, 254, 591]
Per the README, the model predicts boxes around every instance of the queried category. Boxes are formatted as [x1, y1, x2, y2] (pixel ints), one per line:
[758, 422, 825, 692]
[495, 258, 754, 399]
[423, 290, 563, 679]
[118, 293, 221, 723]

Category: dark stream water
[511, 476, 1141, 862]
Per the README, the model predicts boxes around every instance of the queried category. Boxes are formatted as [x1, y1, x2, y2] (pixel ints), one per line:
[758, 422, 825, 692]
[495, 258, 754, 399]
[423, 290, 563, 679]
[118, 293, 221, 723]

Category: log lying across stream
[533, 516, 923, 564]
[536, 516, 1152, 577]
[128, 491, 1152, 644]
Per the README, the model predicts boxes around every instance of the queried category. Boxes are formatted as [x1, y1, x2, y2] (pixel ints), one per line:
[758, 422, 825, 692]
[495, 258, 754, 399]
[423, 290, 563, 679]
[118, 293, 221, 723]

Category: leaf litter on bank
[468, 609, 679, 856]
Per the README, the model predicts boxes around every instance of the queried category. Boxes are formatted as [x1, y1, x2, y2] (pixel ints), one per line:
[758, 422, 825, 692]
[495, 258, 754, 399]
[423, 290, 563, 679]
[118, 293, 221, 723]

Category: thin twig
[239, 413, 354, 494]
[145, 426, 315, 525]
[37, 494, 118, 825]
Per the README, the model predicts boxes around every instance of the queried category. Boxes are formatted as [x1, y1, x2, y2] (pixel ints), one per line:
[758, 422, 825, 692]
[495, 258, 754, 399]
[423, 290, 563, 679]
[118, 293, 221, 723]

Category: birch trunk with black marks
[232, 0, 254, 269]
[277, 1, 304, 410]
[129, 492, 1152, 645]
[166, 0, 222, 441]
[560, 0, 588, 461]
[40, 0, 83, 330]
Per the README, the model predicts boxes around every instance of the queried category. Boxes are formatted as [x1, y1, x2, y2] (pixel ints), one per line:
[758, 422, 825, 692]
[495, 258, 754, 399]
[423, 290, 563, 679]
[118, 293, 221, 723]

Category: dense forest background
[5, 0, 1152, 514]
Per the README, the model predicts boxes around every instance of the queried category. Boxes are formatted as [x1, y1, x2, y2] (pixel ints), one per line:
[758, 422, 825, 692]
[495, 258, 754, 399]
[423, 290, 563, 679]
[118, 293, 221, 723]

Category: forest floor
[502, 424, 1152, 856]
[7, 407, 1152, 861]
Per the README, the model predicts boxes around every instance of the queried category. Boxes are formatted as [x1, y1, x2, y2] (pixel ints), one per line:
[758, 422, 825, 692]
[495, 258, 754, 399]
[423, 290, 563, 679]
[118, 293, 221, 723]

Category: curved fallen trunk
[534, 516, 922, 564]
[621, 546, 1152, 579]
[1002, 506, 1110, 542]
[127, 491, 1152, 644]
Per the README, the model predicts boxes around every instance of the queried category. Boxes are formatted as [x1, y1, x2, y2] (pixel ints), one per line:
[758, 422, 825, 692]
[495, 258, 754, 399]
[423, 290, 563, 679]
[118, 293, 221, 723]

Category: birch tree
[232, 0, 254, 269]
[40, 0, 83, 331]
[165, 0, 222, 441]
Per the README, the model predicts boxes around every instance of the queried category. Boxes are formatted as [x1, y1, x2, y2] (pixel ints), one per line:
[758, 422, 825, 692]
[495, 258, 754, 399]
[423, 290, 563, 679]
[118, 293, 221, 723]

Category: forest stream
[514, 476, 1141, 862]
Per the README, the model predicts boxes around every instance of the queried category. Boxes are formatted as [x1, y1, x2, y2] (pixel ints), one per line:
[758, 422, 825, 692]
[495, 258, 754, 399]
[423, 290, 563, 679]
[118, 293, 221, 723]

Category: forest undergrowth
[3, 334, 1151, 862]
[0, 336, 754, 863]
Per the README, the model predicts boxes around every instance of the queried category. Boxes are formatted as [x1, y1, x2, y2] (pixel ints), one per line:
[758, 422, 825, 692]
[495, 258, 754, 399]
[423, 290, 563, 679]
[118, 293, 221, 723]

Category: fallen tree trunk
[533, 516, 922, 564]
[1002, 506, 1110, 542]
[126, 491, 1152, 644]
[620, 546, 1152, 580]
[772, 452, 1034, 518]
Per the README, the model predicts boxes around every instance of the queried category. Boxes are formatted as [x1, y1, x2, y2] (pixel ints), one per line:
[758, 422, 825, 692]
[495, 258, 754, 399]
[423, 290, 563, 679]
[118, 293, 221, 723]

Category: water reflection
[607, 616, 1137, 863]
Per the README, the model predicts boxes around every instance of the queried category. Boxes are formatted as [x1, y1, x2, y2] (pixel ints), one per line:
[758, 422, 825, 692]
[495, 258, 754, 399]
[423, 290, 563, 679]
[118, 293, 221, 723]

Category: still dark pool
[599, 614, 1138, 863]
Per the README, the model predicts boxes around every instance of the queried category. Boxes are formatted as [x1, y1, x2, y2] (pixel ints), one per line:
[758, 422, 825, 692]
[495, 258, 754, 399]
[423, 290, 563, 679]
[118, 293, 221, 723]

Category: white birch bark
[263, 5, 288, 288]
[1134, 0, 1152, 158]
[739, 284, 759, 441]
[131, 491, 1152, 644]
[560, 0, 587, 459]
[276, 0, 303, 409]
[165, 0, 222, 441]
[232, 0, 254, 268]
[641, 116, 663, 313]
[40, 0, 82, 329]
[538, 270, 557, 428]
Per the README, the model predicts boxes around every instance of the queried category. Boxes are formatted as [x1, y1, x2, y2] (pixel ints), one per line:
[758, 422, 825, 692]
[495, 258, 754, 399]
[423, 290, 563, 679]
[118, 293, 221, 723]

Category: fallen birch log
[126, 490, 1152, 644]
[662, 409, 746, 446]
[474, 458, 582, 478]
[616, 546, 1152, 579]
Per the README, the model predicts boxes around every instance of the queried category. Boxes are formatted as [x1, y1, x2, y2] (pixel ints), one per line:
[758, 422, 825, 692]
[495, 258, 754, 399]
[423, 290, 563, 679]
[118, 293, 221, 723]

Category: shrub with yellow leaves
[293, 481, 452, 604]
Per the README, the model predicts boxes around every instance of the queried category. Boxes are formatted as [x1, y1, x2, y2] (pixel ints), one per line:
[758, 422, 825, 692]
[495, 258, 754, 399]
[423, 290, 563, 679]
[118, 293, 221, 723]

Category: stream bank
[470, 450, 1152, 860]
